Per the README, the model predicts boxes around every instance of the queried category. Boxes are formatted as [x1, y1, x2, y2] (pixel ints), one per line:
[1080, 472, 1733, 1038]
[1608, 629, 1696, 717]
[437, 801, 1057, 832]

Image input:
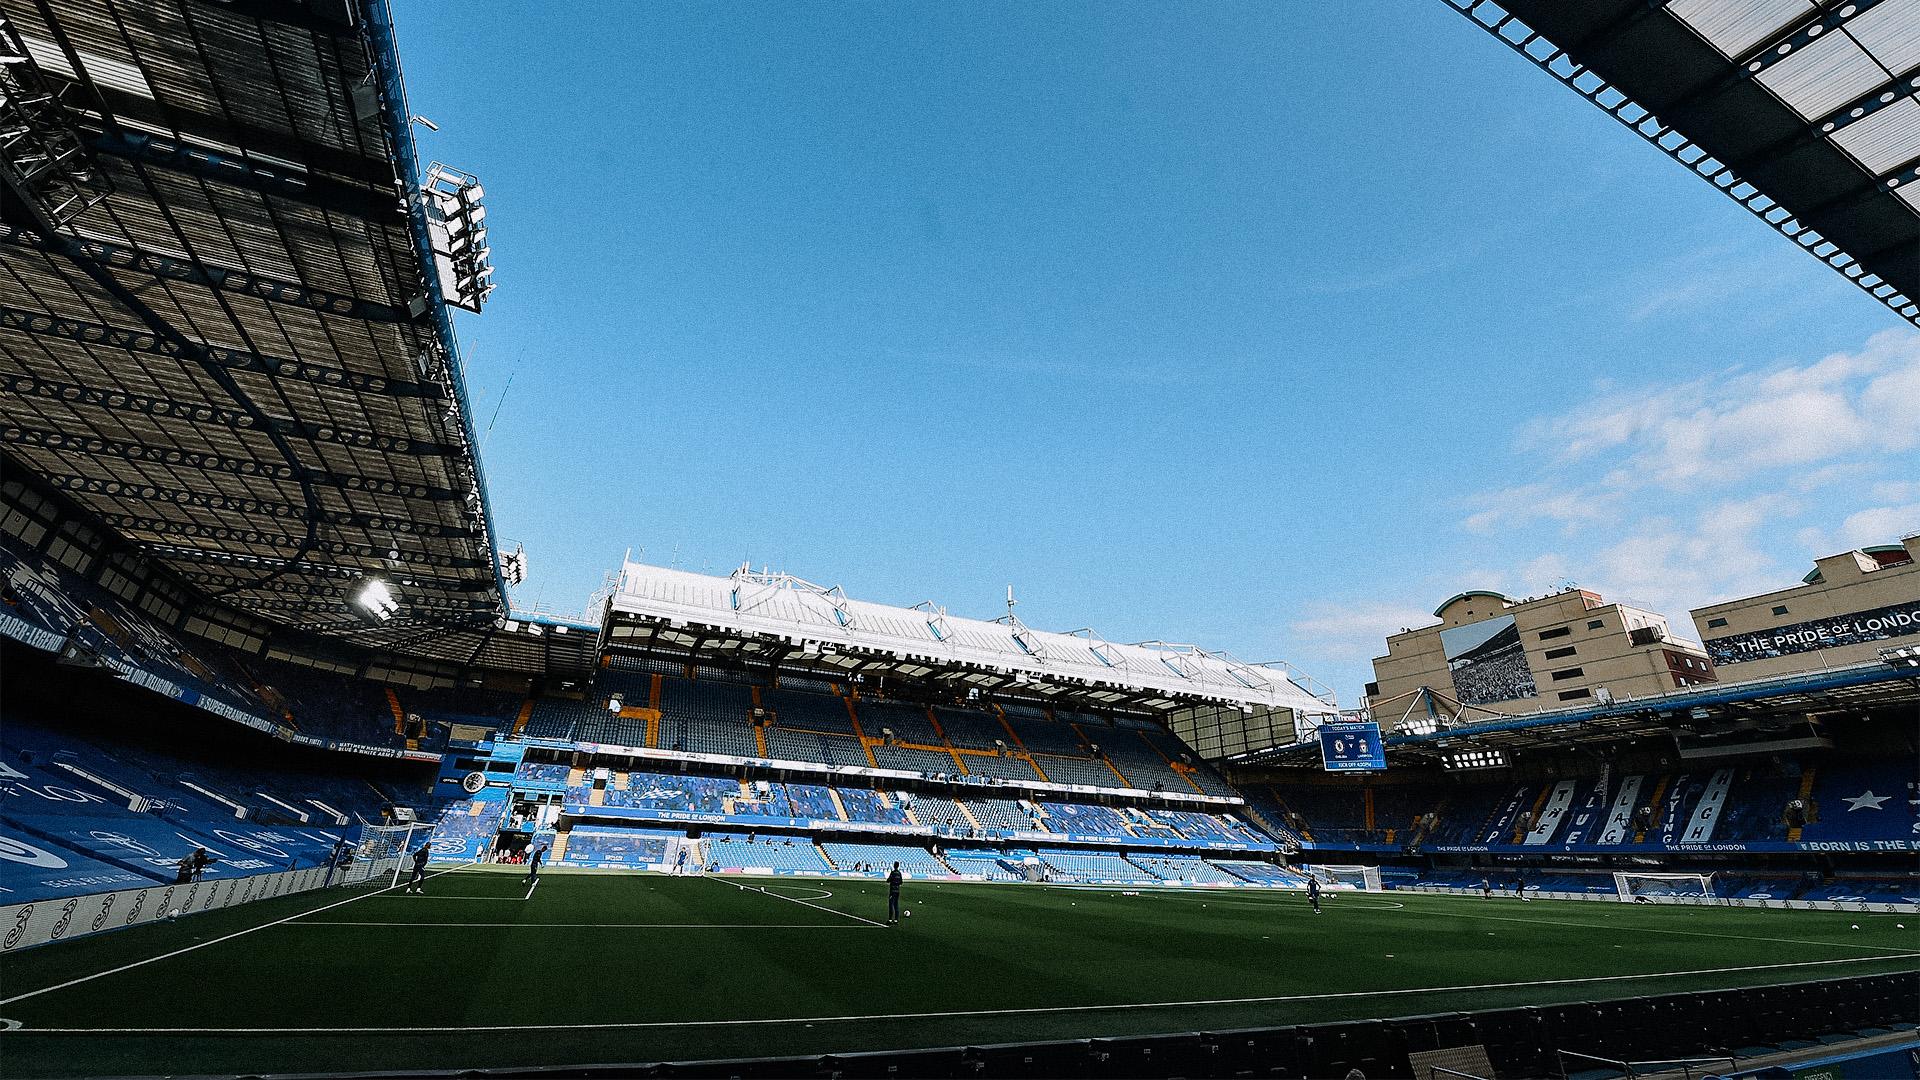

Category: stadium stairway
[1787, 766, 1818, 842]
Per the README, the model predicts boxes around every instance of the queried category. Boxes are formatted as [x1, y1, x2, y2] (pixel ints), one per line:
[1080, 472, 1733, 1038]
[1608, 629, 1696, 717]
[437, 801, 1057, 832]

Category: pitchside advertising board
[1705, 599, 1920, 666]
[1319, 721, 1386, 772]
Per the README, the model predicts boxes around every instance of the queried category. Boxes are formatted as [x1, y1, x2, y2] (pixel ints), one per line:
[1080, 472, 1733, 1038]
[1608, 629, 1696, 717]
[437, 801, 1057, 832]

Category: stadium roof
[603, 562, 1338, 714]
[1450, 0, 1920, 329]
[0, 0, 508, 650]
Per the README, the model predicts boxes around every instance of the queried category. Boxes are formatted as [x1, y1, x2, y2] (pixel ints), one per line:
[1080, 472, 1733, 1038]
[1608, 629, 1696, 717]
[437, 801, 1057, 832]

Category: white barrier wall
[0, 864, 336, 953]
[1396, 884, 1918, 913]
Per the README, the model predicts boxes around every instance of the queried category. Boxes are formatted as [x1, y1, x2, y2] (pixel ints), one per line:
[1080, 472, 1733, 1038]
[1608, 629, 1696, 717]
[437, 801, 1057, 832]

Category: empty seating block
[704, 833, 830, 873]
[821, 841, 951, 877]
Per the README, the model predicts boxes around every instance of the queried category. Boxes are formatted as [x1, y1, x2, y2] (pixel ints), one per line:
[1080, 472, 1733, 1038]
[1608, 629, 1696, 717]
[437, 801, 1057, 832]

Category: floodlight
[1882, 645, 1920, 672]
[351, 578, 398, 623]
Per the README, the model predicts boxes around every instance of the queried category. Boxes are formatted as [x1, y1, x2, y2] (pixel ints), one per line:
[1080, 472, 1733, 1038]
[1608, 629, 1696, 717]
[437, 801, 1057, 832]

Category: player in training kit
[1307, 875, 1322, 915]
[526, 840, 547, 884]
[886, 862, 903, 925]
[1481, 877, 1492, 900]
[406, 842, 429, 893]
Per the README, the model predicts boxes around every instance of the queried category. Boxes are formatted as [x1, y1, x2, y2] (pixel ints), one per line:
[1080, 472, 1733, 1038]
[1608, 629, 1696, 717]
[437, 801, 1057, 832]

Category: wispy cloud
[1288, 600, 1436, 664]
[1519, 327, 1920, 492]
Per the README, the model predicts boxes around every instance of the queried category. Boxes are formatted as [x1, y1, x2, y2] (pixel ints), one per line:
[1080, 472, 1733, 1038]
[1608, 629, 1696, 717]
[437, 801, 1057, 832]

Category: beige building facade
[1690, 537, 1920, 682]
[1368, 588, 1713, 729]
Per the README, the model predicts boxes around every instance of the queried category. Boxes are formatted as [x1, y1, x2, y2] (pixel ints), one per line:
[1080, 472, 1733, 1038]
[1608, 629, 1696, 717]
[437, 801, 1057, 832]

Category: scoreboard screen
[1318, 721, 1386, 772]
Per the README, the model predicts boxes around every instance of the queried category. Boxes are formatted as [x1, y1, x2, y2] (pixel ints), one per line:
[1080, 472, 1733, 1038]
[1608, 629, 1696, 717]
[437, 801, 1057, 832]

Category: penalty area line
[5, 954, 1911, 1034]
[0, 866, 464, 1008]
[713, 876, 887, 928]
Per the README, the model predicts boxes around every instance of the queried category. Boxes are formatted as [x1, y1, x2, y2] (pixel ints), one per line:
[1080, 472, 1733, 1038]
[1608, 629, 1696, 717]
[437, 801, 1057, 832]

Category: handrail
[1557, 1048, 1739, 1080]
[1559, 1048, 1633, 1077]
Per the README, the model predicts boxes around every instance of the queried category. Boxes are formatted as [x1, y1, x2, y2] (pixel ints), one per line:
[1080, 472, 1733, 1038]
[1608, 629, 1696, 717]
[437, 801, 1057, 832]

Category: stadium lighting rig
[351, 578, 401, 624]
[422, 162, 495, 313]
[1882, 645, 1920, 673]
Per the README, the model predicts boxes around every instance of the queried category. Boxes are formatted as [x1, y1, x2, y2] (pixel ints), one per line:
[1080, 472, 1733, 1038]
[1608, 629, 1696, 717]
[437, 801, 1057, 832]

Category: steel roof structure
[603, 561, 1339, 715]
[1449, 0, 1920, 328]
[0, 0, 511, 653]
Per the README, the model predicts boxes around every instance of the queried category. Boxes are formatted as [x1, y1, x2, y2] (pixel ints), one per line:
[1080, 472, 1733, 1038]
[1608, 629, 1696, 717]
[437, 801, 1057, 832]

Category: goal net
[1614, 871, 1714, 903]
[1315, 865, 1383, 891]
[336, 824, 418, 887]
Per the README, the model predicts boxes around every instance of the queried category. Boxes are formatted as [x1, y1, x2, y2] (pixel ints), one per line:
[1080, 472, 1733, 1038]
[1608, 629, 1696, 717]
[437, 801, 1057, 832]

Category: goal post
[1614, 871, 1715, 904]
[1314, 865, 1383, 891]
[332, 823, 416, 888]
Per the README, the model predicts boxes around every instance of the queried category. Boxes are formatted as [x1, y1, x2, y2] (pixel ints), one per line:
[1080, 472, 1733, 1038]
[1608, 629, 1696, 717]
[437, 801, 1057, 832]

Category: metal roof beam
[2, 371, 459, 457]
[33, 469, 473, 538]
[171, 562, 496, 598]
[0, 423, 458, 502]
[0, 224, 410, 323]
[89, 128, 403, 224]
[182, 0, 358, 37]
[0, 304, 443, 398]
[92, 513, 487, 569]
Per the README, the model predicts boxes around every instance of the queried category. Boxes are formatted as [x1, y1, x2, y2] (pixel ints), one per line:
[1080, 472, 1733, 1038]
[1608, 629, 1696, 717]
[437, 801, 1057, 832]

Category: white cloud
[1463, 483, 1618, 534]
[1289, 600, 1436, 663]
[1797, 503, 1920, 558]
[1574, 496, 1800, 621]
[1523, 327, 1920, 492]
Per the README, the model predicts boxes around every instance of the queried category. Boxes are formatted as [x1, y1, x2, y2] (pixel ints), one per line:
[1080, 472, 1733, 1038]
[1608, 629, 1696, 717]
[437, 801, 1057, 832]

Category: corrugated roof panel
[1830, 97, 1920, 173]
[1669, 0, 1812, 58]
[1755, 30, 1885, 120]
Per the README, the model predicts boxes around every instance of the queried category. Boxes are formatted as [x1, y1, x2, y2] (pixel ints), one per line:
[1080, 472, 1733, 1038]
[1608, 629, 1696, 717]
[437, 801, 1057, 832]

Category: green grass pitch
[1, 865, 1914, 1076]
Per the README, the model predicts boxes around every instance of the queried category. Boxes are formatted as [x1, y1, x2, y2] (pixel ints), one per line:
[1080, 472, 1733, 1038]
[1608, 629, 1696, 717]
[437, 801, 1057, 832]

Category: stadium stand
[820, 841, 953, 877]
[1132, 854, 1241, 884]
[1038, 849, 1158, 885]
[704, 833, 832, 874]
[558, 827, 676, 869]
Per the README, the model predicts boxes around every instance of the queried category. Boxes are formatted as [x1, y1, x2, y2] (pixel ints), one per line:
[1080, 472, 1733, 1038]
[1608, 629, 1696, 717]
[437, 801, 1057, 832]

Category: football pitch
[1, 866, 1915, 1077]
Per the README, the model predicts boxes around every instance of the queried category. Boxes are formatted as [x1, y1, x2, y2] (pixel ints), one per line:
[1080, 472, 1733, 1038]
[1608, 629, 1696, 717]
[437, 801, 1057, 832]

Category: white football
[167, 909, 182, 919]
[903, 910, 911, 917]
[1851, 924, 1861, 930]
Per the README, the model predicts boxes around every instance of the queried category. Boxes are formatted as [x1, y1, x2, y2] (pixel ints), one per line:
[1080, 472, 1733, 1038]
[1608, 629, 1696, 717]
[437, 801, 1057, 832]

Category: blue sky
[394, 2, 1919, 705]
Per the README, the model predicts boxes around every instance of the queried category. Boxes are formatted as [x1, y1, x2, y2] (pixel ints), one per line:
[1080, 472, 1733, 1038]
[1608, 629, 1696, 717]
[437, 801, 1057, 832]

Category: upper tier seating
[765, 688, 856, 734]
[956, 753, 1043, 782]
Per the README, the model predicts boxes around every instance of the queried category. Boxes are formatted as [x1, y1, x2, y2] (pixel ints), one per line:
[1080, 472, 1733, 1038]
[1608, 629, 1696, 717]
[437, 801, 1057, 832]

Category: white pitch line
[715, 876, 886, 928]
[0, 866, 464, 1008]
[1398, 900, 1920, 958]
[365, 895, 530, 902]
[5, 953, 1909, 1034]
[524, 876, 539, 901]
[283, 921, 878, 929]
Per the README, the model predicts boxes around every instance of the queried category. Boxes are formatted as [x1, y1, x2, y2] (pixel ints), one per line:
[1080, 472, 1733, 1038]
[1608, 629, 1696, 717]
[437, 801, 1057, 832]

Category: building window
[1706, 617, 1728, 629]
[1587, 619, 1604, 630]
[1539, 626, 1572, 640]
[1551, 667, 1585, 681]
[1557, 688, 1592, 701]
[1772, 605, 1790, 616]
[1544, 646, 1577, 660]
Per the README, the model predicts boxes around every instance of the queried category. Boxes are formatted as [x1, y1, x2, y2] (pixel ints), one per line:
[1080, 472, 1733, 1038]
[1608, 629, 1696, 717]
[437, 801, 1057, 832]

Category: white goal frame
[1614, 871, 1715, 903]
[1315, 865, 1383, 891]
[333, 824, 418, 887]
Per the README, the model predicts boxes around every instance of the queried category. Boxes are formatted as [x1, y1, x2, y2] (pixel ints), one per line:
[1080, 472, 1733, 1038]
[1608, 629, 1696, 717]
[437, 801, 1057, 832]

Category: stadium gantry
[0, 0, 522, 665]
[1446, 0, 1920, 329]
